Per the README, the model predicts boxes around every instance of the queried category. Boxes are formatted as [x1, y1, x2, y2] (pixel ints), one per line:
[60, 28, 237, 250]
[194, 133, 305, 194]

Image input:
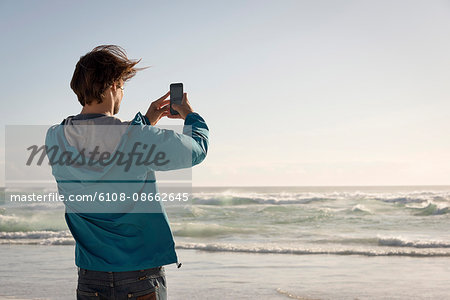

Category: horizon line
[1, 184, 450, 189]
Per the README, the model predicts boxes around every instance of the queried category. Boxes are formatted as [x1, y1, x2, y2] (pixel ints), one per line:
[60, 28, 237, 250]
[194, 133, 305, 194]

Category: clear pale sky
[1, 0, 449, 186]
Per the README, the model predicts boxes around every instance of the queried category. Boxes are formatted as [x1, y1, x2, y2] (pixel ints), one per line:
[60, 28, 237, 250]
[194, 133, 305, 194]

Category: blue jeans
[77, 266, 167, 300]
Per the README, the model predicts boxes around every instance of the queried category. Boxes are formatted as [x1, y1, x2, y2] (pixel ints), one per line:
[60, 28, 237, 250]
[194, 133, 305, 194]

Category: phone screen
[170, 83, 183, 115]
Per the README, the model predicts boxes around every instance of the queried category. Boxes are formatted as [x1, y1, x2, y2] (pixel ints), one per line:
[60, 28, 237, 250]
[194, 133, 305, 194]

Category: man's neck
[80, 99, 114, 116]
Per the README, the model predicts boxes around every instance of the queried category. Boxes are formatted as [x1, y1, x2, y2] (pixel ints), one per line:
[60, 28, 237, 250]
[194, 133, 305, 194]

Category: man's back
[46, 110, 209, 271]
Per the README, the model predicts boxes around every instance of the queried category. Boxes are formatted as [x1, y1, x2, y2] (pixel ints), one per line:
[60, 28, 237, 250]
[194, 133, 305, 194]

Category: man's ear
[111, 81, 117, 92]
[110, 81, 120, 93]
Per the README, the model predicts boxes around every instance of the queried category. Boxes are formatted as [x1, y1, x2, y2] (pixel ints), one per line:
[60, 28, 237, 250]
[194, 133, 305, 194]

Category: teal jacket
[45, 112, 209, 271]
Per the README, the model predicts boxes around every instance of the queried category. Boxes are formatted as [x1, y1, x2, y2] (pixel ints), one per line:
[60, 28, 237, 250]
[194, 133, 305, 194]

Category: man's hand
[169, 92, 194, 120]
[145, 91, 171, 125]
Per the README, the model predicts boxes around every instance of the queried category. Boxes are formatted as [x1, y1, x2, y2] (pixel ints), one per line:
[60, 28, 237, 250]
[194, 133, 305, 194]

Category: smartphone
[170, 83, 183, 115]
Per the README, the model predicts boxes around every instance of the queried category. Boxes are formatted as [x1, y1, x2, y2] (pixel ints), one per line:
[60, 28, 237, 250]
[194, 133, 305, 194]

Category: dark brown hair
[70, 45, 146, 106]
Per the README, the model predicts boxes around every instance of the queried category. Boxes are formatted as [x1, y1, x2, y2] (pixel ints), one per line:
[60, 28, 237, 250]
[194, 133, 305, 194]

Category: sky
[1, 0, 449, 186]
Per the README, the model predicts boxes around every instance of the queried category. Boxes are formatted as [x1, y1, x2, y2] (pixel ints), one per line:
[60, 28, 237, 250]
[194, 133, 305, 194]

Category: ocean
[0, 186, 449, 299]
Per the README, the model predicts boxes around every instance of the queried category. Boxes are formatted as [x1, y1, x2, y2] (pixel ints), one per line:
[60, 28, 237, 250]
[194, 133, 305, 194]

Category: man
[45, 45, 209, 299]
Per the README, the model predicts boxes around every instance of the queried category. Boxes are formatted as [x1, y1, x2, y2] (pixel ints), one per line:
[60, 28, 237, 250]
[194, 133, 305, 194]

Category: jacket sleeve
[136, 112, 209, 171]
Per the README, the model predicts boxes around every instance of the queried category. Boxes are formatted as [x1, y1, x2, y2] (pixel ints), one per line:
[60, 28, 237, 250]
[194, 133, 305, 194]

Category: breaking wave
[378, 237, 450, 248]
[0, 230, 74, 245]
[172, 223, 252, 237]
[191, 190, 450, 206]
[176, 242, 450, 257]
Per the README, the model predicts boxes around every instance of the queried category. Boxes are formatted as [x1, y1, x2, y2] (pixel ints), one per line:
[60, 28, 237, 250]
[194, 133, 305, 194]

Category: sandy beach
[0, 244, 449, 299]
